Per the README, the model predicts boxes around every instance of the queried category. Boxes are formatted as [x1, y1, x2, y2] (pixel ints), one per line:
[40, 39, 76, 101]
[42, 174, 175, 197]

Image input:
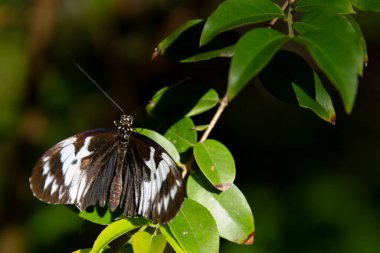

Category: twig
[199, 94, 228, 143]
[182, 93, 229, 178]
[268, 1, 289, 27]
[287, 3, 295, 37]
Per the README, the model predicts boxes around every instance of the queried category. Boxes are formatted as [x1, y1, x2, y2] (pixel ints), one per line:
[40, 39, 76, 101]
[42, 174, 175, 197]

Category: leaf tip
[243, 231, 255, 245]
[329, 114, 336, 125]
[199, 25, 210, 47]
[151, 47, 161, 61]
[215, 183, 232, 191]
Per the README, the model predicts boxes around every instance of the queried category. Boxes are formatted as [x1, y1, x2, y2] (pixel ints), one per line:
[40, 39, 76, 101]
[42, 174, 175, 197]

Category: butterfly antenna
[74, 62, 126, 115]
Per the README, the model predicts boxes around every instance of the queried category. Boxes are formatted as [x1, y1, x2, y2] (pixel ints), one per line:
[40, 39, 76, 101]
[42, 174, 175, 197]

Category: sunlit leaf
[295, 0, 354, 13]
[73, 248, 111, 253]
[181, 45, 235, 62]
[136, 128, 180, 163]
[193, 140, 235, 191]
[76, 205, 119, 225]
[186, 89, 219, 117]
[228, 28, 289, 101]
[158, 19, 204, 55]
[132, 231, 166, 253]
[351, 0, 380, 11]
[259, 50, 336, 124]
[72, 249, 91, 253]
[90, 218, 147, 253]
[187, 175, 255, 244]
[168, 198, 219, 253]
[160, 226, 184, 253]
[146, 84, 219, 120]
[156, 19, 239, 62]
[346, 15, 368, 74]
[294, 12, 366, 75]
[165, 117, 197, 153]
[294, 13, 363, 113]
[200, 0, 285, 45]
[193, 125, 209, 132]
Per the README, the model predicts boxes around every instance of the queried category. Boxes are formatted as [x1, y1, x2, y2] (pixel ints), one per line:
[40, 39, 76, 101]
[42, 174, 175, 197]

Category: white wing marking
[42, 159, 50, 176]
[170, 185, 177, 199]
[163, 193, 170, 211]
[44, 173, 54, 190]
[144, 147, 156, 172]
[59, 136, 93, 202]
[157, 198, 162, 216]
[50, 180, 59, 194]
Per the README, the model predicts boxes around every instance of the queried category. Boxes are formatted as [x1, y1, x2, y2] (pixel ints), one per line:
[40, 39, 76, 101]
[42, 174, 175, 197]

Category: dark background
[1, 0, 380, 252]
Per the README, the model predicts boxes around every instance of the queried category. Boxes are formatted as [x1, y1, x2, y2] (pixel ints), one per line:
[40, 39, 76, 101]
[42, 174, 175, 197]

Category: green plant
[70, 0, 379, 252]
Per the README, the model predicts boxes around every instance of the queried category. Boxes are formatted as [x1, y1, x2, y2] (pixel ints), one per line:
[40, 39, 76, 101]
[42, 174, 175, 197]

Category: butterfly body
[30, 115, 185, 224]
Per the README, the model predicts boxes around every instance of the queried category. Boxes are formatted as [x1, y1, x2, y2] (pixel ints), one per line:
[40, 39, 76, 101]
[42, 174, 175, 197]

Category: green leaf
[294, 12, 366, 75]
[193, 140, 235, 191]
[295, 33, 358, 113]
[73, 248, 111, 253]
[165, 117, 197, 153]
[292, 74, 336, 124]
[351, 0, 380, 11]
[146, 84, 219, 120]
[156, 19, 239, 62]
[72, 249, 91, 253]
[186, 89, 219, 117]
[168, 198, 219, 253]
[228, 28, 289, 101]
[76, 205, 120, 225]
[187, 175, 255, 244]
[295, 0, 354, 13]
[158, 19, 204, 55]
[294, 13, 363, 113]
[132, 231, 166, 253]
[346, 15, 368, 73]
[136, 128, 180, 162]
[193, 125, 209, 132]
[160, 226, 184, 253]
[181, 45, 235, 62]
[200, 0, 285, 45]
[90, 218, 147, 253]
[259, 50, 336, 124]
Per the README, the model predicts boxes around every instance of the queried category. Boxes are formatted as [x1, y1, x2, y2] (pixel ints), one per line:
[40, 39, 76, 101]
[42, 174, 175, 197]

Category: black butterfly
[30, 115, 185, 224]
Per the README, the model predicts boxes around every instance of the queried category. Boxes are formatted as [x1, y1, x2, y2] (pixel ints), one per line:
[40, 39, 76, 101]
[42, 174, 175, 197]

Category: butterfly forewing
[30, 129, 119, 207]
[30, 124, 184, 224]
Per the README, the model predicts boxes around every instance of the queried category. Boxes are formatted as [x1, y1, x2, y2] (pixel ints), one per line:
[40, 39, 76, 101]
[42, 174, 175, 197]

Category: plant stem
[199, 93, 228, 142]
[268, 0, 289, 27]
[183, 93, 228, 177]
[287, 2, 295, 37]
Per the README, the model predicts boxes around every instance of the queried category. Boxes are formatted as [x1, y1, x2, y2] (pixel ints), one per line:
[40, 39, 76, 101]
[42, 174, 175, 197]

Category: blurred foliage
[0, 0, 380, 253]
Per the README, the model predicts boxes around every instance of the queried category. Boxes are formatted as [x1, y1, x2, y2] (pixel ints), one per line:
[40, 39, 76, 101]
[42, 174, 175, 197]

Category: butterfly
[29, 114, 185, 224]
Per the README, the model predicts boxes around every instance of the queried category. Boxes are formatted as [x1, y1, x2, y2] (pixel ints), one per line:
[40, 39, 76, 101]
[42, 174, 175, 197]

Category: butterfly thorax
[114, 115, 134, 144]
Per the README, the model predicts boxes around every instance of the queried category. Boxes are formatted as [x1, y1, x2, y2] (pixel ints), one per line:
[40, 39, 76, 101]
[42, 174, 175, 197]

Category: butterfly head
[114, 115, 134, 143]
[119, 115, 134, 128]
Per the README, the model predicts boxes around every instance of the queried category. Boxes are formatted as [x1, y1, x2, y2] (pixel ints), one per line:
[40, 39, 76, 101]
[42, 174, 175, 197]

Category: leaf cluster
[72, 0, 379, 252]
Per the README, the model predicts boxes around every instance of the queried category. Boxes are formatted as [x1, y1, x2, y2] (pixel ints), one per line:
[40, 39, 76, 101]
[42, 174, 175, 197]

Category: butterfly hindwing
[123, 132, 185, 223]
[30, 129, 119, 208]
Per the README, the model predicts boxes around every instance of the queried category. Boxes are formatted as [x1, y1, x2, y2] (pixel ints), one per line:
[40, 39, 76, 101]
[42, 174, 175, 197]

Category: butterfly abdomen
[109, 145, 128, 211]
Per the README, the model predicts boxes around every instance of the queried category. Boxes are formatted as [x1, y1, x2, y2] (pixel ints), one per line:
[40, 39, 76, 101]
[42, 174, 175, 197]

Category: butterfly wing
[30, 128, 185, 224]
[29, 129, 119, 209]
[121, 132, 185, 224]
